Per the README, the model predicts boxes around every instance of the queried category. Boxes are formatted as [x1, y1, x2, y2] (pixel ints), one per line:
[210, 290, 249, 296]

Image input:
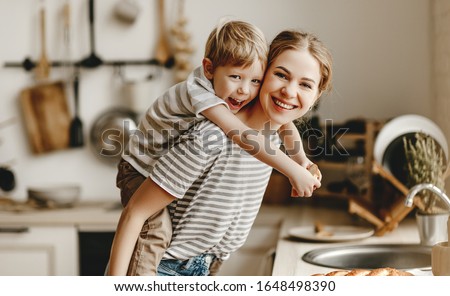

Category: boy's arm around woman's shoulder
[201, 105, 320, 197]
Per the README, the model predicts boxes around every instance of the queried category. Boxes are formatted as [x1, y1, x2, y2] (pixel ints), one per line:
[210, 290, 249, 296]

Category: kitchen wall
[0, 0, 438, 201]
[432, 0, 450, 192]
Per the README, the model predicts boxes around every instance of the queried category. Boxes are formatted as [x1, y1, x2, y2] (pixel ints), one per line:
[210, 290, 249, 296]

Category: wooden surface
[20, 81, 71, 154]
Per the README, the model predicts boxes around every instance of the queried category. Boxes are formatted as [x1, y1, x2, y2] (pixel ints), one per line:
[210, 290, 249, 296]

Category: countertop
[270, 204, 424, 276]
[0, 201, 424, 275]
[0, 201, 122, 231]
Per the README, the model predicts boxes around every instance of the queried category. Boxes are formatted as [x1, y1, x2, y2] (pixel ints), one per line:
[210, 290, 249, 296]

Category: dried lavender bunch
[403, 133, 447, 213]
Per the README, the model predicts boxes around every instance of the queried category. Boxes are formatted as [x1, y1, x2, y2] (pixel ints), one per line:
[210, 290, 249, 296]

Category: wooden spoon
[35, 7, 51, 81]
[154, 0, 173, 67]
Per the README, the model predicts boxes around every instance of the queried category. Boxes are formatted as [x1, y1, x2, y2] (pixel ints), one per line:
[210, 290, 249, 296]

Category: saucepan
[89, 107, 138, 165]
[0, 167, 15, 192]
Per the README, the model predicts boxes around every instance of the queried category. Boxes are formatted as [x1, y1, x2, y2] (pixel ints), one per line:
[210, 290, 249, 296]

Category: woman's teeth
[274, 98, 295, 110]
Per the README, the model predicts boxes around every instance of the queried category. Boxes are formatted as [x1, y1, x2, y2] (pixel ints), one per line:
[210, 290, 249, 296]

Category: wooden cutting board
[20, 81, 71, 154]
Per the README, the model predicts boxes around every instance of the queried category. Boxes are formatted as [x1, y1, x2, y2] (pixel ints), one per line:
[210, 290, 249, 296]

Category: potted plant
[404, 133, 449, 246]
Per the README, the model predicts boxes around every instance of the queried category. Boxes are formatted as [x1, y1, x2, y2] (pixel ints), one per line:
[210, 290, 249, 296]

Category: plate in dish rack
[288, 225, 374, 242]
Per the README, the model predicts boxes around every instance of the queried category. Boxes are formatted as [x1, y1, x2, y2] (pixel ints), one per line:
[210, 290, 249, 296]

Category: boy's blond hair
[205, 19, 268, 69]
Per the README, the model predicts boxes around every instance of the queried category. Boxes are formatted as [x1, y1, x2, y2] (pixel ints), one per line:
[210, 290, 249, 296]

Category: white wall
[0, 0, 434, 201]
[431, 0, 450, 193]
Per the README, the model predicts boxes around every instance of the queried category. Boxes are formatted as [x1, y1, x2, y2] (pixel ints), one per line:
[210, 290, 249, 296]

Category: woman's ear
[316, 90, 323, 101]
[202, 58, 214, 80]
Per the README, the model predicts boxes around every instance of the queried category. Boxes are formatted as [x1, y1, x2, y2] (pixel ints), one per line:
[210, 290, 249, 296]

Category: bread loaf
[312, 267, 413, 276]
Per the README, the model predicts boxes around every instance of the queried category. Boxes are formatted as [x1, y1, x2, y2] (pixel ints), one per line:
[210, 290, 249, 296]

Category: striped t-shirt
[122, 66, 228, 177]
[150, 120, 280, 261]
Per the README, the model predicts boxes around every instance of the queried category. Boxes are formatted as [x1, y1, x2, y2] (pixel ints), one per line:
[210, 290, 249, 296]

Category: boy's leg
[116, 159, 146, 207]
[116, 159, 172, 275]
[127, 208, 172, 275]
[208, 259, 223, 276]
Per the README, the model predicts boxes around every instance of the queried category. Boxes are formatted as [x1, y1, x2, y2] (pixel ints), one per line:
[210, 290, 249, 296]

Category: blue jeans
[157, 254, 216, 276]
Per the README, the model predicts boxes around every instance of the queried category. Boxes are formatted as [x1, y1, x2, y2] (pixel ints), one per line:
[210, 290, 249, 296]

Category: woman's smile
[271, 96, 299, 111]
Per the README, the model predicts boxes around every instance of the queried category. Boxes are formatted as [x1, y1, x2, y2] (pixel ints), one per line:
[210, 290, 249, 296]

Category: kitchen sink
[302, 244, 431, 270]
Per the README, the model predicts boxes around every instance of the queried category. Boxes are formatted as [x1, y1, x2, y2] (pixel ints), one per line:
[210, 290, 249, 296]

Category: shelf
[334, 133, 367, 141]
[314, 120, 383, 228]
[316, 160, 365, 170]
[316, 160, 346, 170]
[312, 188, 356, 200]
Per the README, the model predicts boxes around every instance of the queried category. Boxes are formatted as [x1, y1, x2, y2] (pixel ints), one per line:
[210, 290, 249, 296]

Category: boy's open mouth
[272, 97, 298, 110]
[228, 97, 245, 109]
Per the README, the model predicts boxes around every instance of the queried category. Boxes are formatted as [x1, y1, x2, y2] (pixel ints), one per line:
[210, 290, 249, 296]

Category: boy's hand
[289, 164, 321, 197]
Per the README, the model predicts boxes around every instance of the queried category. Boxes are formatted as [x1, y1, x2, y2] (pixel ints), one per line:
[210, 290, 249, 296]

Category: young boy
[114, 20, 320, 275]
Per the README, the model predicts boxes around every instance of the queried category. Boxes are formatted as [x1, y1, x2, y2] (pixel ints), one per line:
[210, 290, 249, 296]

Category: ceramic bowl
[27, 184, 81, 207]
[374, 114, 448, 183]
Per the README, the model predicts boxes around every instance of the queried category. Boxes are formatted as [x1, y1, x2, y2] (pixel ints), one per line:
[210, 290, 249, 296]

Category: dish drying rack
[348, 162, 418, 236]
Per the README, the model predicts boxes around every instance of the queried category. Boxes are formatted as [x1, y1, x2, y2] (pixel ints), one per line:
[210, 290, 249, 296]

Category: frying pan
[90, 107, 138, 165]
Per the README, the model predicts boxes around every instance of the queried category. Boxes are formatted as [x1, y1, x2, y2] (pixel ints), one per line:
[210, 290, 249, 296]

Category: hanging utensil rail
[4, 59, 166, 70]
[3, 0, 174, 71]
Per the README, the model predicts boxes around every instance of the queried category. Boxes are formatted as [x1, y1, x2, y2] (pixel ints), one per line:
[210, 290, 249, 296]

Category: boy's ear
[202, 58, 214, 80]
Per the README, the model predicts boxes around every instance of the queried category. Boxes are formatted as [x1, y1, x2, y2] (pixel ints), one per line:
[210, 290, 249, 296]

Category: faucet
[404, 183, 450, 209]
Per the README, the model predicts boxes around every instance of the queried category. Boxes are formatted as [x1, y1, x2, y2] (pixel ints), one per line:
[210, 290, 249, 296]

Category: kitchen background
[0, 0, 449, 202]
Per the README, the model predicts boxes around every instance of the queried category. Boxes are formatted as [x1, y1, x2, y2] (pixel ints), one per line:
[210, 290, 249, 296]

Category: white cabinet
[217, 207, 284, 276]
[0, 225, 78, 275]
[217, 225, 279, 276]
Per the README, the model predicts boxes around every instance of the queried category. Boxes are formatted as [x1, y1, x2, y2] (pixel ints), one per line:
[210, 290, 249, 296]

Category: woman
[108, 29, 333, 276]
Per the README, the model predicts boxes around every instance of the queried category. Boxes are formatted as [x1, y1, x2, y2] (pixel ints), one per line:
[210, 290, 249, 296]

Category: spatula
[80, 0, 103, 68]
[69, 71, 84, 147]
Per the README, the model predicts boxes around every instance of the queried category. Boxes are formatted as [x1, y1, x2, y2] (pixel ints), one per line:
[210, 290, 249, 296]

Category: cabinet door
[0, 226, 78, 275]
[216, 225, 280, 276]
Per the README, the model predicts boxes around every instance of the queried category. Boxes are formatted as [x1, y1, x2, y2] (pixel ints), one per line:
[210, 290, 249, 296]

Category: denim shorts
[157, 254, 219, 276]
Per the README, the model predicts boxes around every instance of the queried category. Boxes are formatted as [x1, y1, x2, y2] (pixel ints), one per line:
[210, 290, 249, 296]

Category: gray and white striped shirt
[122, 66, 228, 178]
[150, 120, 280, 261]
